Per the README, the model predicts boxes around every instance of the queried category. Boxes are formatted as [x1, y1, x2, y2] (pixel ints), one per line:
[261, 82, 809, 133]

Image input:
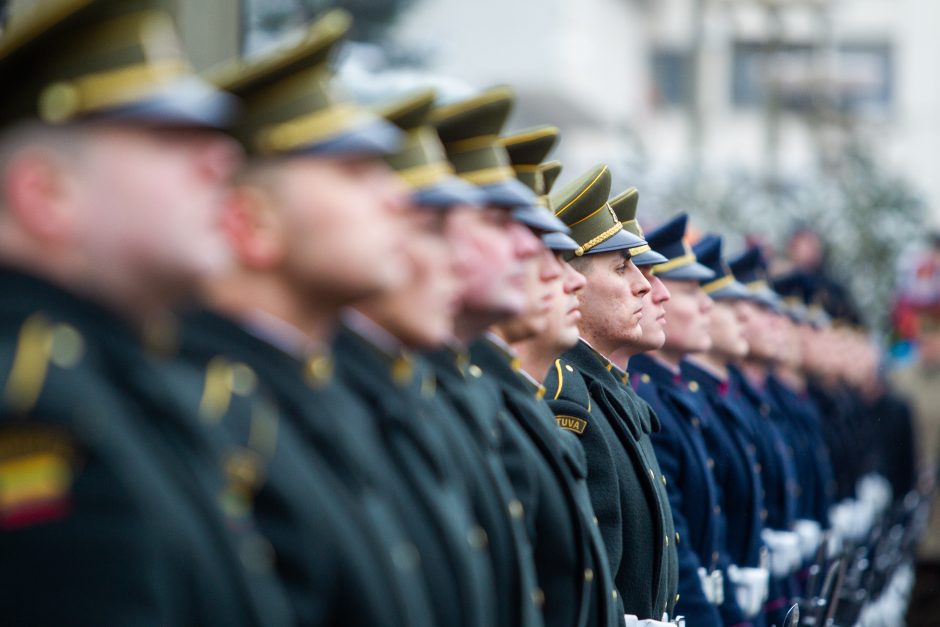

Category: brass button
[584, 568, 594, 582]
[612, 590, 618, 600]
[761, 509, 768, 520]
[467, 525, 488, 550]
[676, 593, 681, 603]
[593, 515, 599, 525]
[508, 499, 524, 520]
[662, 474, 667, 486]
[641, 374, 651, 383]
[707, 458, 715, 470]
[468, 364, 483, 378]
[565, 364, 575, 372]
[691, 417, 701, 428]
[649, 468, 655, 480]
[676, 532, 680, 544]
[664, 534, 669, 547]
[714, 505, 721, 515]
[532, 588, 545, 607]
[688, 381, 700, 392]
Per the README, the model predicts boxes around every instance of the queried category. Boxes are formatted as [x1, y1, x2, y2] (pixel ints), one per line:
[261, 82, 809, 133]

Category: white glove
[727, 564, 770, 619]
[761, 529, 802, 577]
[793, 519, 822, 562]
[625, 615, 672, 627]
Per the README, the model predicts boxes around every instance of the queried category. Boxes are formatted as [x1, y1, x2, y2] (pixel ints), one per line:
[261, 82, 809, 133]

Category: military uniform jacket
[543, 339, 679, 620]
[630, 354, 748, 627]
[766, 375, 836, 525]
[470, 337, 622, 627]
[179, 310, 436, 627]
[334, 325, 498, 627]
[0, 269, 293, 626]
[728, 366, 800, 531]
[681, 360, 766, 569]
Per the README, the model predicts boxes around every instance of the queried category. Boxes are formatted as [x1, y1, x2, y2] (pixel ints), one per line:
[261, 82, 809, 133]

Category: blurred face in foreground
[708, 300, 749, 359]
[498, 245, 565, 343]
[356, 204, 459, 348]
[1, 123, 242, 306]
[575, 251, 652, 352]
[524, 252, 587, 354]
[634, 267, 671, 352]
[223, 154, 411, 306]
[445, 205, 542, 320]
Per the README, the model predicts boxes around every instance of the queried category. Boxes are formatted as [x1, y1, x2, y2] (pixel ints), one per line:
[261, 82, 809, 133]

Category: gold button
[467, 526, 488, 549]
[676, 593, 681, 603]
[649, 468, 655, 480]
[676, 532, 680, 544]
[761, 509, 768, 520]
[665, 534, 669, 547]
[662, 474, 667, 486]
[691, 417, 701, 428]
[641, 374, 651, 383]
[584, 568, 594, 582]
[707, 458, 715, 469]
[612, 590, 618, 600]
[532, 588, 545, 606]
[508, 500, 524, 520]
[565, 364, 575, 372]
[688, 381, 700, 392]
[468, 364, 483, 378]
[593, 515, 599, 525]
[714, 505, 721, 515]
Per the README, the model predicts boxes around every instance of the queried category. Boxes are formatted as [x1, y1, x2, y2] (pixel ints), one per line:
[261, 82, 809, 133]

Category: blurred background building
[5, 0, 938, 331]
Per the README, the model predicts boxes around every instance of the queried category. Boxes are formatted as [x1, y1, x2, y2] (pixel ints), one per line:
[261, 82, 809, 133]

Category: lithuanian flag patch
[0, 427, 78, 529]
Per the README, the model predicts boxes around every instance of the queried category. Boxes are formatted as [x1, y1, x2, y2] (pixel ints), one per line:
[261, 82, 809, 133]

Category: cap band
[651, 251, 696, 275]
[703, 274, 736, 294]
[395, 161, 453, 189]
[628, 244, 652, 257]
[459, 166, 516, 186]
[574, 223, 623, 257]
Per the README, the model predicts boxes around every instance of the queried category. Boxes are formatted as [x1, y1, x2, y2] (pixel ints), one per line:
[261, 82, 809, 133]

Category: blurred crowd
[0, 2, 935, 627]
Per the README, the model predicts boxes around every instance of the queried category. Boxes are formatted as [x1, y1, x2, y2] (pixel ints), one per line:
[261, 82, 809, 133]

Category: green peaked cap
[210, 9, 399, 157]
[608, 187, 668, 266]
[551, 164, 644, 257]
[0, 0, 234, 128]
[376, 88, 483, 207]
[499, 125, 559, 194]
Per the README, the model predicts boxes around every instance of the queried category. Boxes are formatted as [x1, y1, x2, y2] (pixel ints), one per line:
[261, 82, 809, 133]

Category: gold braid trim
[574, 223, 623, 257]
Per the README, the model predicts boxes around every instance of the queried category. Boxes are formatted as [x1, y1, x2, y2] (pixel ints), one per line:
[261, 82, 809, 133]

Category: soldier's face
[775, 316, 803, 368]
[660, 278, 713, 354]
[75, 125, 240, 293]
[543, 256, 587, 351]
[635, 267, 671, 352]
[270, 155, 410, 303]
[576, 251, 651, 351]
[355, 206, 458, 348]
[735, 301, 777, 360]
[708, 300, 749, 359]
[498, 246, 564, 343]
[445, 206, 541, 321]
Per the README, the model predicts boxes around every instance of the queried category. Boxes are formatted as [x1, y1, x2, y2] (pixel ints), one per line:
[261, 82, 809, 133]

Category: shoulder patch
[0, 426, 79, 529]
[555, 414, 588, 435]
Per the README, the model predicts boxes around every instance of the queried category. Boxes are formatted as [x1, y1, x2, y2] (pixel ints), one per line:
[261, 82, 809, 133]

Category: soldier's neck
[513, 336, 567, 384]
[205, 273, 337, 345]
[687, 352, 729, 380]
[650, 348, 685, 371]
[739, 358, 769, 387]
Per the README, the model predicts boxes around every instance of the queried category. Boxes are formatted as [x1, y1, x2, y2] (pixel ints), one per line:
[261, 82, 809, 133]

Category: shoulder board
[544, 358, 592, 412]
[2, 314, 86, 415]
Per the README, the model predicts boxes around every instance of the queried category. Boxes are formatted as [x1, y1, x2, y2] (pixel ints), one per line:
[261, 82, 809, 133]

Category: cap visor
[709, 281, 752, 301]
[294, 116, 403, 158]
[102, 76, 238, 129]
[587, 228, 650, 255]
[512, 204, 570, 233]
[542, 231, 580, 252]
[749, 288, 785, 313]
[631, 248, 669, 267]
[656, 261, 716, 281]
[413, 176, 486, 209]
[478, 177, 539, 208]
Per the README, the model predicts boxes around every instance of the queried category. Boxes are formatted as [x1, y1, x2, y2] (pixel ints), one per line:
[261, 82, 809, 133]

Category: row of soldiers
[0, 2, 926, 626]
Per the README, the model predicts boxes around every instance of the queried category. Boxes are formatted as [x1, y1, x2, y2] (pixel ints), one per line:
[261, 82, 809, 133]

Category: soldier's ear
[2, 146, 78, 245]
[220, 184, 286, 270]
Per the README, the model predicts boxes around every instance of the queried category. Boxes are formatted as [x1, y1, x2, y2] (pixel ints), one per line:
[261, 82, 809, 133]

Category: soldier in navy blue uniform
[727, 247, 804, 624]
[627, 215, 752, 627]
[542, 165, 680, 623]
[470, 129, 622, 627]
[682, 234, 772, 625]
[0, 1, 295, 624]
[176, 15, 448, 627]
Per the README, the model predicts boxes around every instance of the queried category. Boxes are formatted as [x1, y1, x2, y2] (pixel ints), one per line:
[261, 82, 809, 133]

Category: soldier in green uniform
[176, 12, 441, 627]
[335, 85, 566, 627]
[469, 126, 624, 627]
[542, 165, 680, 624]
[0, 1, 295, 624]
